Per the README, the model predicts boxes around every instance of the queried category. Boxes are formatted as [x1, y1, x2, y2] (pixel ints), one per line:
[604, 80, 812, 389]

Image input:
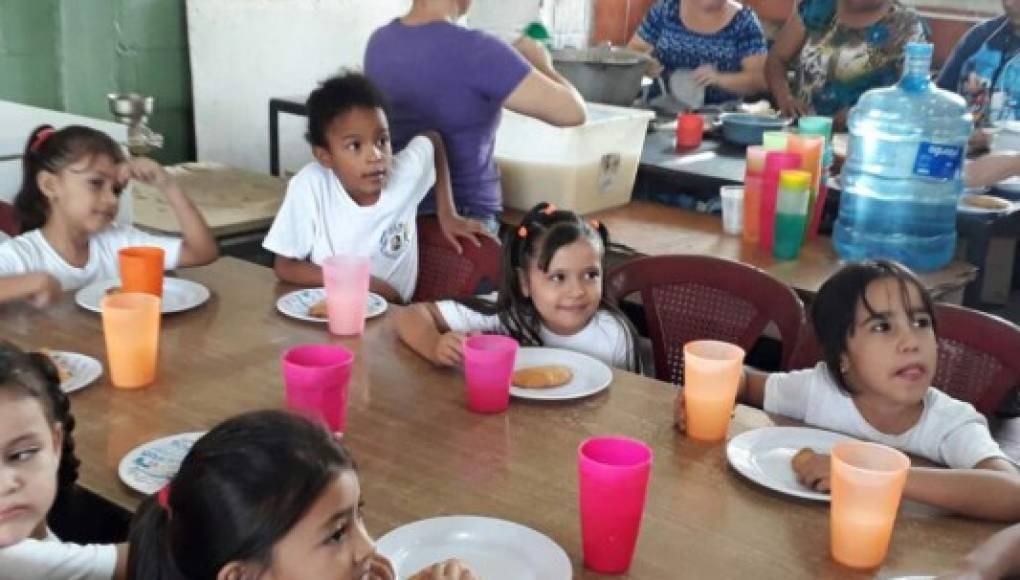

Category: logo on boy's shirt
[379, 222, 411, 259]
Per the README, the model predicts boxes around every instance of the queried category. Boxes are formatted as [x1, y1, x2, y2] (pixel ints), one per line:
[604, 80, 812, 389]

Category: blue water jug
[834, 43, 973, 271]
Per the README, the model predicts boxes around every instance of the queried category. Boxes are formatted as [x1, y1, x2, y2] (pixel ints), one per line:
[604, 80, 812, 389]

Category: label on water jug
[912, 142, 963, 179]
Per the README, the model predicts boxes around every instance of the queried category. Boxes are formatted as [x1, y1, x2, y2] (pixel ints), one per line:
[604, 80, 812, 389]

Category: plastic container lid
[779, 170, 811, 191]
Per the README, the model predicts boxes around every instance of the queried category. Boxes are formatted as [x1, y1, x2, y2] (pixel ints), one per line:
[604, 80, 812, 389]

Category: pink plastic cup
[462, 335, 518, 414]
[578, 436, 654, 574]
[322, 254, 371, 336]
[281, 344, 355, 432]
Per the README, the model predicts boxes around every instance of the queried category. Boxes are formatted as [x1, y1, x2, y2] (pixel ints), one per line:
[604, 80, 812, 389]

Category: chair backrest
[413, 215, 503, 302]
[606, 255, 805, 385]
[0, 201, 19, 237]
[787, 303, 1020, 418]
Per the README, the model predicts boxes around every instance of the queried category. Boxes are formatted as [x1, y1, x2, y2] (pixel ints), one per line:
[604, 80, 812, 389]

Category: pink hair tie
[30, 128, 55, 153]
[157, 484, 172, 517]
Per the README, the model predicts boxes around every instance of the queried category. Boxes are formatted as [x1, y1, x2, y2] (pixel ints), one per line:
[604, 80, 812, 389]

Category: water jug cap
[779, 170, 811, 191]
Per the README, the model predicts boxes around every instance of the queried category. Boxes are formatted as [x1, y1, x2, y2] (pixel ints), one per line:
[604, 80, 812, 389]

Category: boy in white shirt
[263, 72, 485, 303]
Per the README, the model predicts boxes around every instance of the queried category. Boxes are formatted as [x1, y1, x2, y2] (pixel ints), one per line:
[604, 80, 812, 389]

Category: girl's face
[257, 471, 386, 580]
[0, 391, 61, 547]
[314, 107, 393, 204]
[841, 277, 937, 406]
[521, 238, 603, 336]
[39, 154, 123, 235]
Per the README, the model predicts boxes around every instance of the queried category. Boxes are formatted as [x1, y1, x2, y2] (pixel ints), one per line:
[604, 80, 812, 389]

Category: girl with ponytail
[0, 124, 217, 306]
[0, 339, 125, 579]
[397, 202, 641, 372]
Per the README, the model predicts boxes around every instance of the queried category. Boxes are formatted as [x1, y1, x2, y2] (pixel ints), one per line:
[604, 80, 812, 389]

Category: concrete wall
[0, 0, 191, 164]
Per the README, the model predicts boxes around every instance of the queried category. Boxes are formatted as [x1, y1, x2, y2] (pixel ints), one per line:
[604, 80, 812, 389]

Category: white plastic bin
[494, 103, 654, 214]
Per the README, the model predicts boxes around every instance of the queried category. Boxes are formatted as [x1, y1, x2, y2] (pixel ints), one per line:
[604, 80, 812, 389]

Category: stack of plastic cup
[743, 146, 767, 244]
[774, 170, 812, 260]
[759, 152, 802, 253]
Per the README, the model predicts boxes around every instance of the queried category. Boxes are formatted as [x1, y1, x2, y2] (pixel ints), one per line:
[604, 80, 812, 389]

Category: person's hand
[120, 157, 172, 190]
[792, 450, 831, 492]
[368, 553, 396, 580]
[437, 212, 490, 255]
[409, 559, 478, 580]
[643, 55, 664, 77]
[775, 92, 809, 119]
[692, 64, 720, 87]
[434, 332, 467, 367]
[25, 272, 62, 308]
[673, 389, 687, 434]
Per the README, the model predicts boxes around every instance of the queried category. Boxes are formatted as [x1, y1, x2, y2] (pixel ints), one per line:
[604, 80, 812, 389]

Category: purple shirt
[365, 19, 531, 217]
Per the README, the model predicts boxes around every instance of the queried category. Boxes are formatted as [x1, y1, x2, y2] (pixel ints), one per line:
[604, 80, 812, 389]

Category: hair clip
[30, 127, 55, 153]
[542, 204, 557, 215]
[517, 226, 528, 239]
[157, 484, 172, 516]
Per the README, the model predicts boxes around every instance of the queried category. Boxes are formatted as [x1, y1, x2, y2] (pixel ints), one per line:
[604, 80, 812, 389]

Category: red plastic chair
[788, 304, 1020, 418]
[606, 255, 805, 385]
[0, 201, 19, 237]
[412, 215, 502, 302]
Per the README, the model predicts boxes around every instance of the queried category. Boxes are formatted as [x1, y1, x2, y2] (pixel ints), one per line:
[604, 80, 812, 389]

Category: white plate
[377, 516, 572, 580]
[75, 278, 211, 314]
[726, 426, 855, 502]
[958, 194, 1014, 215]
[49, 351, 102, 394]
[118, 432, 204, 495]
[275, 288, 387, 323]
[994, 175, 1020, 194]
[510, 347, 613, 401]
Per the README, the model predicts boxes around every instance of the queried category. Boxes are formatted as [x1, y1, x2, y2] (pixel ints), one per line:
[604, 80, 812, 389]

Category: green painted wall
[0, 0, 193, 164]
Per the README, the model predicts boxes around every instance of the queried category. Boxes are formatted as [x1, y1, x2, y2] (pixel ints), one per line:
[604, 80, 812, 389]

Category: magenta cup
[578, 436, 654, 574]
[322, 254, 371, 336]
[462, 335, 518, 414]
[281, 344, 355, 432]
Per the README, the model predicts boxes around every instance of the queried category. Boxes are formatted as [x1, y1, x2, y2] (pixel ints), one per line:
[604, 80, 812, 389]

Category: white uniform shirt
[262, 136, 436, 302]
[764, 363, 1010, 468]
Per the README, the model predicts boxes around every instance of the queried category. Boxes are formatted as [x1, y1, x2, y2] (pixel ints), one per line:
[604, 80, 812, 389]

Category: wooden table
[132, 162, 286, 239]
[0, 257, 1001, 578]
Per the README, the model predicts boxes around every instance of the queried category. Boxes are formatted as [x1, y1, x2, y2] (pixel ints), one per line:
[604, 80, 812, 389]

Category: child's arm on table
[420, 131, 488, 253]
[937, 523, 1020, 580]
[905, 466, 1020, 522]
[0, 273, 61, 306]
[395, 303, 467, 367]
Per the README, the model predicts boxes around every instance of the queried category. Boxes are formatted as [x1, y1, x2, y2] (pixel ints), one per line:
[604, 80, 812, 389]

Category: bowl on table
[716, 113, 792, 146]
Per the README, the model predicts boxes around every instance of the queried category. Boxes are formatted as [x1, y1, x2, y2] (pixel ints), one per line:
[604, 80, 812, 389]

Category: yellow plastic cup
[101, 292, 161, 388]
[683, 340, 746, 442]
[830, 441, 910, 569]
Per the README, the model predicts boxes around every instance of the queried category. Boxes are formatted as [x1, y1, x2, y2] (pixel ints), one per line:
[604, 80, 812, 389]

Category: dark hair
[127, 410, 357, 580]
[305, 72, 388, 149]
[15, 124, 125, 232]
[810, 260, 937, 394]
[0, 340, 81, 497]
[462, 202, 642, 372]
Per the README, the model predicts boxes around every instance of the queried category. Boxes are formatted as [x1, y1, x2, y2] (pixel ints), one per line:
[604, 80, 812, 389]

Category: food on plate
[308, 299, 328, 319]
[512, 365, 573, 389]
[39, 348, 72, 383]
[962, 194, 1011, 211]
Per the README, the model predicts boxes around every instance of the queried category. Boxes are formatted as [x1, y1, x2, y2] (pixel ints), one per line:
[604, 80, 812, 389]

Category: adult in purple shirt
[365, 0, 586, 234]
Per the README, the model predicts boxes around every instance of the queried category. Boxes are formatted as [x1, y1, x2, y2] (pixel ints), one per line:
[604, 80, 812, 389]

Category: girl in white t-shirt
[674, 260, 1017, 519]
[127, 410, 475, 580]
[0, 340, 125, 580]
[0, 125, 218, 306]
[397, 202, 641, 372]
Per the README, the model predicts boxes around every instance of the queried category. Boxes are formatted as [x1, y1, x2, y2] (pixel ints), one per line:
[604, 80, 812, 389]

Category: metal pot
[552, 47, 648, 106]
[717, 113, 791, 146]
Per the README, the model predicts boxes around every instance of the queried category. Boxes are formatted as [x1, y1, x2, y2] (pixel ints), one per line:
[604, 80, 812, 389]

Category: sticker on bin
[913, 142, 963, 180]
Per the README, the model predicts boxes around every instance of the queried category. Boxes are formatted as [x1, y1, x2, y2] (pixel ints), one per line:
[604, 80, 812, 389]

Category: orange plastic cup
[830, 441, 910, 569]
[683, 340, 745, 442]
[119, 246, 165, 297]
[101, 292, 161, 389]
